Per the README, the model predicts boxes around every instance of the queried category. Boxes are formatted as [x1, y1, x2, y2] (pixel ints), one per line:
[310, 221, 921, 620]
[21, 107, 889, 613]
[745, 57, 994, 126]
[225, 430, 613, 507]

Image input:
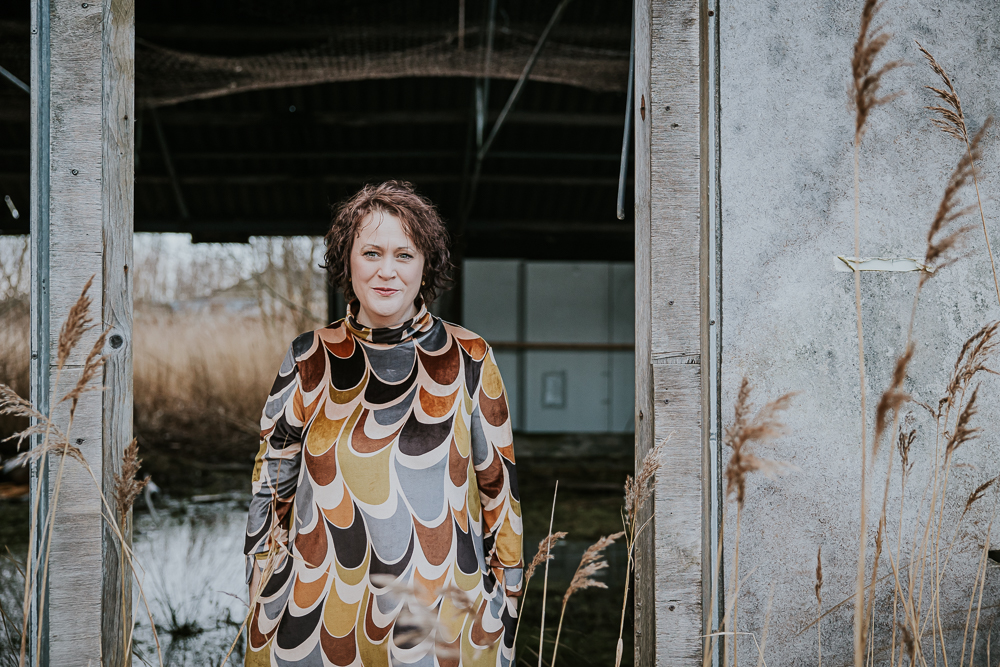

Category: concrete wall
[721, 0, 1000, 663]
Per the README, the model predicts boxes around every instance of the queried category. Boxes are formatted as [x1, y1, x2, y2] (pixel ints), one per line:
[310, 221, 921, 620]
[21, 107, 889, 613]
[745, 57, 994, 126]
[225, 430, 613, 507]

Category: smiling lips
[372, 287, 399, 297]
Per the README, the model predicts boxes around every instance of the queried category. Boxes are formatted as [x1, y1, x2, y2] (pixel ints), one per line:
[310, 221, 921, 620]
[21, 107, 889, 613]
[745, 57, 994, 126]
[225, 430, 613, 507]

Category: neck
[355, 301, 418, 329]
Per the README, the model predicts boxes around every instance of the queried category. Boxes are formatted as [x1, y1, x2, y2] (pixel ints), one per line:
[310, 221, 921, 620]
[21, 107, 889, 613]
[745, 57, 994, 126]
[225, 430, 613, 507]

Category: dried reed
[4, 279, 165, 667]
[512, 530, 568, 650]
[14, 279, 98, 665]
[963, 475, 998, 516]
[755, 582, 775, 667]
[850, 2, 903, 661]
[894, 324, 998, 664]
[113, 436, 151, 658]
[537, 481, 559, 667]
[874, 344, 914, 456]
[623, 440, 665, 526]
[617, 440, 665, 667]
[896, 621, 916, 666]
[60, 328, 107, 422]
[898, 428, 915, 478]
[526, 531, 569, 583]
[924, 121, 990, 278]
[550, 531, 623, 667]
[718, 381, 792, 667]
[0, 384, 65, 452]
[945, 385, 980, 459]
[851, 0, 904, 142]
[860, 37, 997, 667]
[917, 41, 1000, 304]
[877, 139, 996, 665]
[815, 547, 823, 667]
[56, 276, 95, 370]
[723, 379, 793, 507]
[113, 439, 150, 522]
[959, 521, 993, 667]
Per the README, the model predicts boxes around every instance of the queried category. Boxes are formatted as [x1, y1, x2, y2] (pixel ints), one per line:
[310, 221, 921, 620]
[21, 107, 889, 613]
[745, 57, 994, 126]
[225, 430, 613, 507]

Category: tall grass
[850, 1, 904, 661]
[0, 279, 166, 667]
[0, 306, 28, 450]
[132, 310, 296, 453]
[702, 2, 1000, 665]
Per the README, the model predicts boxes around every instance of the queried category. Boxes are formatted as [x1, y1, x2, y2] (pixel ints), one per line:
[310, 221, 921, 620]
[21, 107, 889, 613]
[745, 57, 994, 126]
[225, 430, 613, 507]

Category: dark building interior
[0, 0, 633, 277]
[0, 6, 638, 663]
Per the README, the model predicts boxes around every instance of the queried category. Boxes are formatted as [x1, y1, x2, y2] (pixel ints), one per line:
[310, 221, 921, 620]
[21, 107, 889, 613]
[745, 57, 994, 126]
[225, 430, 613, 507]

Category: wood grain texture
[653, 364, 704, 663]
[29, 0, 52, 662]
[650, 0, 702, 360]
[46, 369, 104, 665]
[632, 0, 655, 665]
[43, 0, 112, 663]
[696, 0, 713, 638]
[649, 0, 706, 663]
[100, 0, 135, 664]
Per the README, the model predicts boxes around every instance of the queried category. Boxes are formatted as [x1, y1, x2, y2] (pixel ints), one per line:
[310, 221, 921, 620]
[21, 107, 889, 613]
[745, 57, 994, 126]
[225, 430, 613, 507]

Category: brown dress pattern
[244, 301, 523, 667]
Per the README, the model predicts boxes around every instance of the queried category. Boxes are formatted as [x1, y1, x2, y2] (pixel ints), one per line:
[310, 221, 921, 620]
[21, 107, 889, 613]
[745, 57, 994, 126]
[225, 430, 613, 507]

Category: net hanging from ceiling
[136, 25, 628, 108]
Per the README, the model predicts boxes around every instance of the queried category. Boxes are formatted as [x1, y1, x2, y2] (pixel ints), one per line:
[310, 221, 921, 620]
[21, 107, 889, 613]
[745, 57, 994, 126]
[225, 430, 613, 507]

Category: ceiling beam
[0, 148, 622, 162]
[2, 217, 633, 235]
[0, 171, 630, 187]
[3, 20, 629, 44]
[0, 106, 624, 128]
[155, 174, 626, 187]
[158, 109, 623, 127]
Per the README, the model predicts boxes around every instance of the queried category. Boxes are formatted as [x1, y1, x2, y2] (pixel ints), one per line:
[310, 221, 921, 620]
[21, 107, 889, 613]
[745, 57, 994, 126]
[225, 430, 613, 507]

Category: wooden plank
[696, 0, 713, 641]
[650, 0, 702, 360]
[46, 369, 104, 664]
[101, 0, 135, 664]
[28, 0, 52, 662]
[653, 364, 704, 663]
[36, 0, 115, 663]
[632, 0, 655, 665]
[648, 0, 707, 663]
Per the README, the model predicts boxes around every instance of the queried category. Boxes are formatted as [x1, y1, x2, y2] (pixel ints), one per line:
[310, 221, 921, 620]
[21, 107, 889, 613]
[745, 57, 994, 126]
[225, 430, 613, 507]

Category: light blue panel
[525, 262, 609, 343]
[492, 349, 519, 429]
[462, 259, 520, 342]
[524, 351, 609, 432]
[610, 351, 636, 433]
[611, 263, 635, 344]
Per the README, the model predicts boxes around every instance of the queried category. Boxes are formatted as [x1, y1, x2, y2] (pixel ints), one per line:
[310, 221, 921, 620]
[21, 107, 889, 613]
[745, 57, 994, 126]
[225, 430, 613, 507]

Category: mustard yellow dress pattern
[244, 302, 523, 667]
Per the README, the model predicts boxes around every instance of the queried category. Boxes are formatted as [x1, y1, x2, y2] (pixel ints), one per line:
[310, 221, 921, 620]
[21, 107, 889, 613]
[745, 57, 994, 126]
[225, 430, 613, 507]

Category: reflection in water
[0, 496, 631, 666]
[0, 545, 25, 667]
[131, 499, 249, 666]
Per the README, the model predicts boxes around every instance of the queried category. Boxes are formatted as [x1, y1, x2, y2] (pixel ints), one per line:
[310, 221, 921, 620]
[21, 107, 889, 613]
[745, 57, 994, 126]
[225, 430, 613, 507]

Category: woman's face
[350, 210, 425, 328]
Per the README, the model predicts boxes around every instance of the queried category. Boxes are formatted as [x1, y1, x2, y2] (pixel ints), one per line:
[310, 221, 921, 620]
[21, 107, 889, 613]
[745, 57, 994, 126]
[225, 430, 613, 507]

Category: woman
[244, 181, 523, 667]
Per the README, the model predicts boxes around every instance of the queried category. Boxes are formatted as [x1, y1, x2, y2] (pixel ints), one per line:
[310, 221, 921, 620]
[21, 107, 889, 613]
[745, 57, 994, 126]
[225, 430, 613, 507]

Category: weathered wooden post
[633, 0, 710, 664]
[29, 0, 134, 664]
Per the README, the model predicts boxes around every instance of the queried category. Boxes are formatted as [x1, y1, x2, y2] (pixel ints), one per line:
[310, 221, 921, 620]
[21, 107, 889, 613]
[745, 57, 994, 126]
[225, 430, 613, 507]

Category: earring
[422, 280, 425, 286]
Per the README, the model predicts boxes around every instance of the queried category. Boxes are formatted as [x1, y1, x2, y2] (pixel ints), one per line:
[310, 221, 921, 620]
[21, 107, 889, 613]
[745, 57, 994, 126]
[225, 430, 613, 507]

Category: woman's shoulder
[284, 320, 350, 362]
[438, 319, 494, 360]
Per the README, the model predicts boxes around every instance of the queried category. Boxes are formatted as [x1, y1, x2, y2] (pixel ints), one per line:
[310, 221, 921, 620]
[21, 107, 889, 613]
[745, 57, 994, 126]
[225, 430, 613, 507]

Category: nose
[377, 256, 396, 279]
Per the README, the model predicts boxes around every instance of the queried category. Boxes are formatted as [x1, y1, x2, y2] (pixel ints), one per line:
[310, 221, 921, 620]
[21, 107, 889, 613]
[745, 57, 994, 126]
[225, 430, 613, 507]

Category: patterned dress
[244, 301, 523, 667]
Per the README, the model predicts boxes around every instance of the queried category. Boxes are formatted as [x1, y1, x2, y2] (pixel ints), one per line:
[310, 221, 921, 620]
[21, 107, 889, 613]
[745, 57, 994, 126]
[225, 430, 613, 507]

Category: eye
[398, 252, 413, 260]
[363, 250, 379, 258]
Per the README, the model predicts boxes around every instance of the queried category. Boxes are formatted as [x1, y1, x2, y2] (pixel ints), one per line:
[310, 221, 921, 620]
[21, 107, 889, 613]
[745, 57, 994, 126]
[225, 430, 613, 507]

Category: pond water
[0, 488, 634, 667]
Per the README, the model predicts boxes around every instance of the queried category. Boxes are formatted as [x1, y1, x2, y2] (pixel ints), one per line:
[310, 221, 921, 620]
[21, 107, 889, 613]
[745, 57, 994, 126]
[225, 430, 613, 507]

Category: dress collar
[345, 298, 434, 344]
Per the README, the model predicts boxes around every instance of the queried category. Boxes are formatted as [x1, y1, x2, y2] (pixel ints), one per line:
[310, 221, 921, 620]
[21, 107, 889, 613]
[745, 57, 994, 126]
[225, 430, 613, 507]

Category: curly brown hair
[322, 181, 453, 304]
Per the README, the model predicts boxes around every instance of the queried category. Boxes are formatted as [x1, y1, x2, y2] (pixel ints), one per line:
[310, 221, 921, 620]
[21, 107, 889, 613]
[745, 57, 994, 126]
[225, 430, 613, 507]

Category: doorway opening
[0, 1, 636, 664]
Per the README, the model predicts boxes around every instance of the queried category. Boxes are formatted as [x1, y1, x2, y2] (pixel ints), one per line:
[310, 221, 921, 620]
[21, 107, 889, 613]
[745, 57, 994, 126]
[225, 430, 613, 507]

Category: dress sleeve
[471, 345, 524, 597]
[244, 341, 305, 583]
